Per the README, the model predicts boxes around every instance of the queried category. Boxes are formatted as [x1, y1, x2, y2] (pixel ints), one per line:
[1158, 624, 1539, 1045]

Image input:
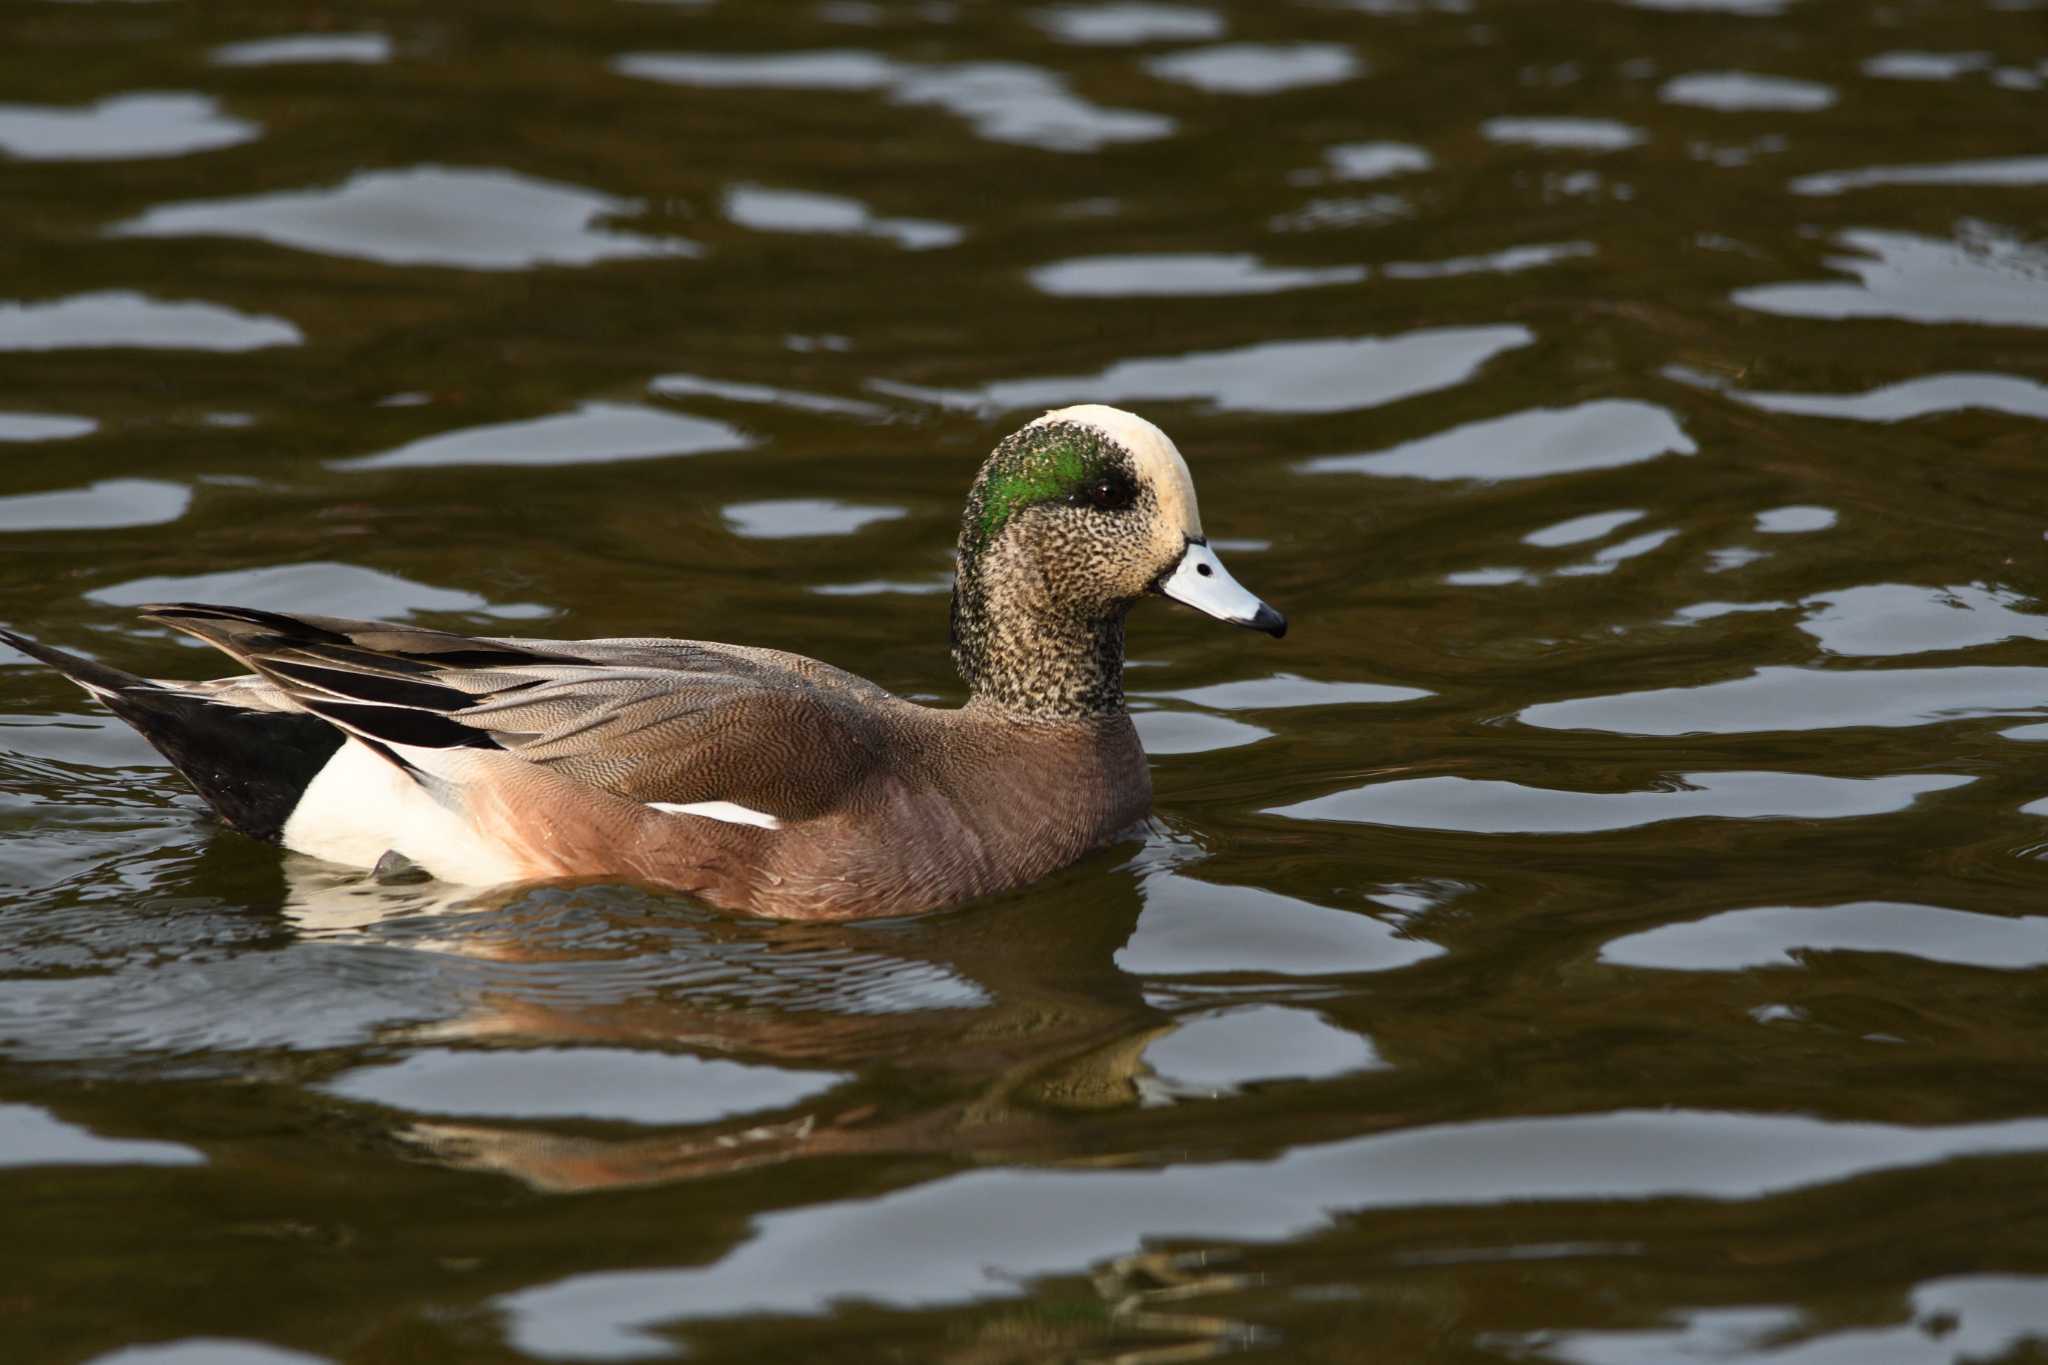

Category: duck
[0, 404, 1283, 920]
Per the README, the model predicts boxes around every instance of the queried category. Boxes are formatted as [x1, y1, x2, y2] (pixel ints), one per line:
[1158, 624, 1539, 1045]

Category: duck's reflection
[278, 843, 1183, 1194]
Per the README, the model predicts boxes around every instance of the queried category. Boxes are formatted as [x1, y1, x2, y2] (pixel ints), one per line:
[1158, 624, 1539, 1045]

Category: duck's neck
[951, 552, 1128, 721]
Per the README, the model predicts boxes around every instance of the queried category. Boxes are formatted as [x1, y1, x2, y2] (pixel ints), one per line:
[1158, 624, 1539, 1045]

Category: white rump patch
[648, 800, 784, 830]
[281, 739, 531, 885]
[1030, 402, 1202, 537]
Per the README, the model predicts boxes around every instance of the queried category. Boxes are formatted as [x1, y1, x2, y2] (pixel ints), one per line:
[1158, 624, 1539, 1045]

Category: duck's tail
[1, 627, 343, 844]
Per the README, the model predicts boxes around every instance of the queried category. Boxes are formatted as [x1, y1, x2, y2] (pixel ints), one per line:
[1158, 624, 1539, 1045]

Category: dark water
[3, 0, 2047, 1360]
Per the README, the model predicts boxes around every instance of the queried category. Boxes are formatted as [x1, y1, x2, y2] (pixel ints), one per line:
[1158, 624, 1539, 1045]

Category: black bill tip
[1247, 603, 1288, 639]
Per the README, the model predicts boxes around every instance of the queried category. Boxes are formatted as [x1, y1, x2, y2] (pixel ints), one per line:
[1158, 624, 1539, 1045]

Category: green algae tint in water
[3, 0, 2048, 1361]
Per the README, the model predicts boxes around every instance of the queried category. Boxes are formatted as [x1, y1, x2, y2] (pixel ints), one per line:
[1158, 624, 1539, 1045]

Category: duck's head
[953, 404, 1283, 716]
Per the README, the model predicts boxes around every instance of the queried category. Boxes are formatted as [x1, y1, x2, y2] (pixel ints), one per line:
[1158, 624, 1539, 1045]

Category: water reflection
[1601, 901, 2048, 972]
[1521, 1277, 2048, 1364]
[112, 167, 698, 270]
[0, 92, 256, 161]
[85, 563, 550, 621]
[1029, 251, 1366, 296]
[1140, 1006, 1382, 1098]
[1797, 583, 2048, 656]
[1733, 225, 2048, 328]
[618, 50, 1175, 151]
[85, 1342, 328, 1365]
[1480, 117, 1645, 150]
[962, 324, 1533, 414]
[1658, 71, 1834, 111]
[10, 0, 2048, 1357]
[1862, 51, 1994, 81]
[324, 1048, 846, 1124]
[209, 33, 393, 66]
[1271, 771, 1971, 834]
[1726, 371, 2048, 421]
[723, 184, 961, 250]
[1521, 666, 2048, 734]
[1792, 153, 2048, 195]
[333, 402, 750, 470]
[0, 479, 187, 533]
[495, 1109, 2048, 1356]
[1312, 140, 1433, 181]
[0, 412, 96, 443]
[1034, 3, 1226, 45]
[0, 291, 299, 351]
[0, 1103, 201, 1168]
[1300, 400, 1692, 481]
[723, 499, 906, 538]
[1143, 43, 1362, 94]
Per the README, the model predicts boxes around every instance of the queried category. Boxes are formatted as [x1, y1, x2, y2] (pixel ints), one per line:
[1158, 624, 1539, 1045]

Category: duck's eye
[1072, 474, 1136, 513]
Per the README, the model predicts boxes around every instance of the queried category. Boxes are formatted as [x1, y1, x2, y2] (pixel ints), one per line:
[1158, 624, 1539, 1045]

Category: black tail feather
[0, 628, 150, 696]
[2, 627, 342, 844]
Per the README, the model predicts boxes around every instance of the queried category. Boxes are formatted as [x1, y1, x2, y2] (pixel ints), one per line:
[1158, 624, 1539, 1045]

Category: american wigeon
[2, 404, 1283, 919]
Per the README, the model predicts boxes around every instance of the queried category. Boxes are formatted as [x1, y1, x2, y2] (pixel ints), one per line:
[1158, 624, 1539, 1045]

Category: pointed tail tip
[0, 626, 149, 697]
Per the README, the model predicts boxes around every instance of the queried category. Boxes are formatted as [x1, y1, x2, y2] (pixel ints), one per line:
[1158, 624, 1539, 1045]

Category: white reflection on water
[0, 1103, 202, 1168]
[1624, 0, 1789, 10]
[1524, 509, 1644, 547]
[1141, 1006, 1383, 1098]
[724, 185, 962, 250]
[1120, 869, 1442, 976]
[1140, 672, 1430, 709]
[966, 324, 1533, 415]
[87, 562, 550, 621]
[0, 291, 299, 351]
[0, 412, 95, 442]
[323, 1048, 845, 1125]
[1313, 140, 1432, 182]
[1659, 70, 1835, 110]
[1300, 400, 1693, 481]
[82, 1339, 332, 1365]
[1145, 42, 1362, 94]
[1029, 252, 1365, 296]
[1130, 708, 1272, 754]
[111, 166, 698, 270]
[1601, 901, 2048, 971]
[1268, 771, 1970, 834]
[1792, 154, 2048, 195]
[1381, 241, 1594, 278]
[1862, 51, 1992, 81]
[617, 50, 1174, 152]
[1554, 527, 1679, 576]
[1753, 505, 1834, 533]
[1798, 583, 2048, 657]
[494, 1109, 2048, 1355]
[1481, 117, 1646, 150]
[0, 92, 256, 161]
[0, 479, 187, 533]
[723, 499, 906, 539]
[1520, 665, 2048, 734]
[1033, 3, 1226, 45]
[1519, 1276, 2048, 1365]
[649, 372, 887, 418]
[1734, 225, 2048, 328]
[1727, 371, 2048, 421]
[210, 32, 392, 66]
[333, 401, 751, 470]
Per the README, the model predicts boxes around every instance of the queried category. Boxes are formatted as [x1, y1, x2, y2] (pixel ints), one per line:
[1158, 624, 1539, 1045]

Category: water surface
[4, 0, 2048, 1360]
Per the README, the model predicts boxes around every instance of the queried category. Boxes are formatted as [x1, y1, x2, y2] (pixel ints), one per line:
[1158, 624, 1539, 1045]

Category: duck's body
[2, 405, 1280, 919]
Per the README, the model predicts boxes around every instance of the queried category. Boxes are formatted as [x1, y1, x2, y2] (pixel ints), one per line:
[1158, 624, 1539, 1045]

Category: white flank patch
[1030, 402, 1202, 537]
[648, 800, 784, 830]
[281, 739, 531, 885]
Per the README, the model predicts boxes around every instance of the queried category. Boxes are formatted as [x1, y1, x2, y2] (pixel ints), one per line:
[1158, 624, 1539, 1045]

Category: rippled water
[3, 0, 2046, 1360]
